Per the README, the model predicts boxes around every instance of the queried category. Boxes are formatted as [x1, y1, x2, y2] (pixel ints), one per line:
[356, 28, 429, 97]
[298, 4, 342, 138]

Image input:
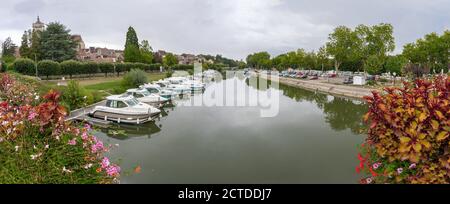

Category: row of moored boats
[88, 76, 207, 124]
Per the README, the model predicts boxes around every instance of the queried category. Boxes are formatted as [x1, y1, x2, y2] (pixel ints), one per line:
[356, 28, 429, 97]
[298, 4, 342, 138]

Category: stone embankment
[261, 75, 379, 99]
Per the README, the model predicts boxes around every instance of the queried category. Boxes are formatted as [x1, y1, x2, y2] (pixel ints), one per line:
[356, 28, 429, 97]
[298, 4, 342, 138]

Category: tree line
[246, 23, 449, 76]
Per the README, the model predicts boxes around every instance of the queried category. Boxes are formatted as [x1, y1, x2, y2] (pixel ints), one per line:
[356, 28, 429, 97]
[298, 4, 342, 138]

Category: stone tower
[32, 16, 45, 32]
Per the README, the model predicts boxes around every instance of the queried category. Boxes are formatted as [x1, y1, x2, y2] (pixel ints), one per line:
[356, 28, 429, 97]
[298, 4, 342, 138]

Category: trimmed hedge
[13, 58, 36, 76]
[60, 60, 81, 78]
[12, 58, 184, 78]
[99, 62, 114, 77]
[37, 60, 61, 79]
[172, 64, 194, 71]
[81, 61, 99, 76]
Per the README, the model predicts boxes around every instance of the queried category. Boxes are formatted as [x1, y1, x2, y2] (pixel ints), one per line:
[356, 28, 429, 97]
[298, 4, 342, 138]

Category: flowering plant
[357, 76, 449, 184]
[0, 73, 120, 183]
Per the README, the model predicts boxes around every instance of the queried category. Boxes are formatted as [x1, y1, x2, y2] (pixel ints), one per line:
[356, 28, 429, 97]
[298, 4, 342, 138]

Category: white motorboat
[89, 95, 160, 124]
[167, 77, 188, 84]
[124, 88, 169, 107]
[181, 79, 205, 91]
[140, 83, 178, 99]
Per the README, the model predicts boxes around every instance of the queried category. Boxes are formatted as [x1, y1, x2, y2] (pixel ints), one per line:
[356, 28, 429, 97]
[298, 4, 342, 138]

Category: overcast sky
[0, 0, 448, 60]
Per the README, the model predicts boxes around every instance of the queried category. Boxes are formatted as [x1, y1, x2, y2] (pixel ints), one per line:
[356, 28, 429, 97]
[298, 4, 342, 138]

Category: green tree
[163, 53, 179, 68]
[326, 26, 359, 71]
[356, 23, 395, 73]
[29, 30, 42, 61]
[402, 30, 449, 73]
[140, 40, 154, 64]
[385, 55, 407, 75]
[304, 51, 317, 69]
[317, 46, 330, 71]
[246, 52, 271, 69]
[124, 26, 143, 63]
[19, 31, 31, 58]
[125, 26, 139, 48]
[40, 22, 77, 62]
[364, 55, 384, 75]
[1, 37, 16, 57]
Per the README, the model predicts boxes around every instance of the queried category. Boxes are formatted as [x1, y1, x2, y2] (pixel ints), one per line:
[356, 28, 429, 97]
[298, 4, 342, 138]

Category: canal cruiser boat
[140, 83, 179, 99]
[155, 79, 171, 87]
[124, 88, 170, 107]
[89, 95, 160, 124]
[166, 84, 191, 94]
[181, 79, 206, 91]
[167, 77, 189, 84]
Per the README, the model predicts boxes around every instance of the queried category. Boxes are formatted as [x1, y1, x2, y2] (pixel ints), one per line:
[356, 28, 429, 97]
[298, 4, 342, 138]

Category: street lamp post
[113, 58, 116, 77]
[34, 54, 38, 77]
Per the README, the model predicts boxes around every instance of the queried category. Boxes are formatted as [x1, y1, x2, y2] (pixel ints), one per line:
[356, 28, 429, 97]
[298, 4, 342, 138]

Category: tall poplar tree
[124, 26, 143, 63]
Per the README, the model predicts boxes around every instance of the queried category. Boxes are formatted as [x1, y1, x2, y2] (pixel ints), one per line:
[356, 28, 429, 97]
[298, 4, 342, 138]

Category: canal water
[95, 76, 367, 183]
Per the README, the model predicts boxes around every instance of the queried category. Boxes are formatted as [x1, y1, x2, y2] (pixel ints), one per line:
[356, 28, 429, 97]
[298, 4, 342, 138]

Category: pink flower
[84, 123, 91, 131]
[409, 163, 416, 169]
[74, 128, 80, 135]
[81, 131, 89, 140]
[91, 140, 104, 153]
[372, 163, 381, 170]
[397, 168, 403, 174]
[106, 165, 121, 177]
[28, 111, 37, 120]
[366, 177, 373, 184]
[101, 157, 110, 168]
[68, 138, 77, 146]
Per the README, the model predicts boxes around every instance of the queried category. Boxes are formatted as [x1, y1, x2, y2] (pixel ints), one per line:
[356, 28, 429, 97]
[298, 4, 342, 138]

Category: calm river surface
[95, 76, 367, 184]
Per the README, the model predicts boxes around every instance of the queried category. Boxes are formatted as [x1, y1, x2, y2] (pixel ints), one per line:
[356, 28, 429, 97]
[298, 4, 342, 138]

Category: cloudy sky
[0, 0, 448, 60]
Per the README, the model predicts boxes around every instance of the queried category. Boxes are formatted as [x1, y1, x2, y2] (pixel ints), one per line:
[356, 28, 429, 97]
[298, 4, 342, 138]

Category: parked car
[343, 76, 353, 84]
[366, 75, 375, 81]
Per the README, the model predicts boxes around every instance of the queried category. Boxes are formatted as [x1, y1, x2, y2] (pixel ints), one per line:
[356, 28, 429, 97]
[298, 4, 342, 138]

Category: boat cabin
[124, 88, 152, 99]
[105, 95, 139, 108]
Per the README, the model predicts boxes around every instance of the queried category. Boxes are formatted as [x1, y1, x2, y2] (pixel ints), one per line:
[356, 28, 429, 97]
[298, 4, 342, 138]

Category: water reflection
[250, 77, 367, 134]
[100, 122, 162, 140]
[95, 76, 367, 183]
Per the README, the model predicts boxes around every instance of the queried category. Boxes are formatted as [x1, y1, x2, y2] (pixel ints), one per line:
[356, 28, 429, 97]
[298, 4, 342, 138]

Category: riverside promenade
[260, 74, 379, 99]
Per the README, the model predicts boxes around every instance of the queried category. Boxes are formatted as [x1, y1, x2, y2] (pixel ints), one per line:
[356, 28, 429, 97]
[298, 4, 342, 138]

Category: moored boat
[89, 95, 160, 124]
[124, 88, 170, 107]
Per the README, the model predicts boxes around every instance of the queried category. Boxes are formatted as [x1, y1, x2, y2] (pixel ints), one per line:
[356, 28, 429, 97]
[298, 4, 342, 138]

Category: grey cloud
[0, 0, 448, 59]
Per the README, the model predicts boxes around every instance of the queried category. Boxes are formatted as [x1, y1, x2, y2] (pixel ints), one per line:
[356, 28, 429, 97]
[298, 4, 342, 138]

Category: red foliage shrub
[357, 76, 449, 184]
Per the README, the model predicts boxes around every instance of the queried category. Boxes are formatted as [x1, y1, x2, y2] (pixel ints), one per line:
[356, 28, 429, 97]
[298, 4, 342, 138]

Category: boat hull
[89, 110, 159, 124]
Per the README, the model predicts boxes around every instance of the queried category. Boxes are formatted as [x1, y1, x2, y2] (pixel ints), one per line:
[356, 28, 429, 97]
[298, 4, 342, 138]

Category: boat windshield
[125, 98, 140, 106]
[139, 89, 151, 96]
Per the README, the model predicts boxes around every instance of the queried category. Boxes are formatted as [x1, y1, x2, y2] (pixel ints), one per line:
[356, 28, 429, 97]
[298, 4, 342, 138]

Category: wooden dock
[65, 100, 113, 127]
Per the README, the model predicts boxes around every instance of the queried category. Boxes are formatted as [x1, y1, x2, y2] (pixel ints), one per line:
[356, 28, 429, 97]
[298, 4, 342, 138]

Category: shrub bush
[357, 76, 449, 184]
[121, 69, 148, 88]
[13, 58, 36, 75]
[60, 80, 93, 111]
[0, 74, 120, 183]
[60, 60, 81, 78]
[37, 60, 61, 79]
[0, 60, 6, 72]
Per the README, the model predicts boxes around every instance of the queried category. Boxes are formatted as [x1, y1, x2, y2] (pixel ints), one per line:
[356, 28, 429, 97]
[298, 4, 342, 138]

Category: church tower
[32, 16, 45, 32]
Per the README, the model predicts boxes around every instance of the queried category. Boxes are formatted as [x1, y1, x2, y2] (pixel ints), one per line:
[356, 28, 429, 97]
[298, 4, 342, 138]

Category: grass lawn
[82, 72, 166, 93]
